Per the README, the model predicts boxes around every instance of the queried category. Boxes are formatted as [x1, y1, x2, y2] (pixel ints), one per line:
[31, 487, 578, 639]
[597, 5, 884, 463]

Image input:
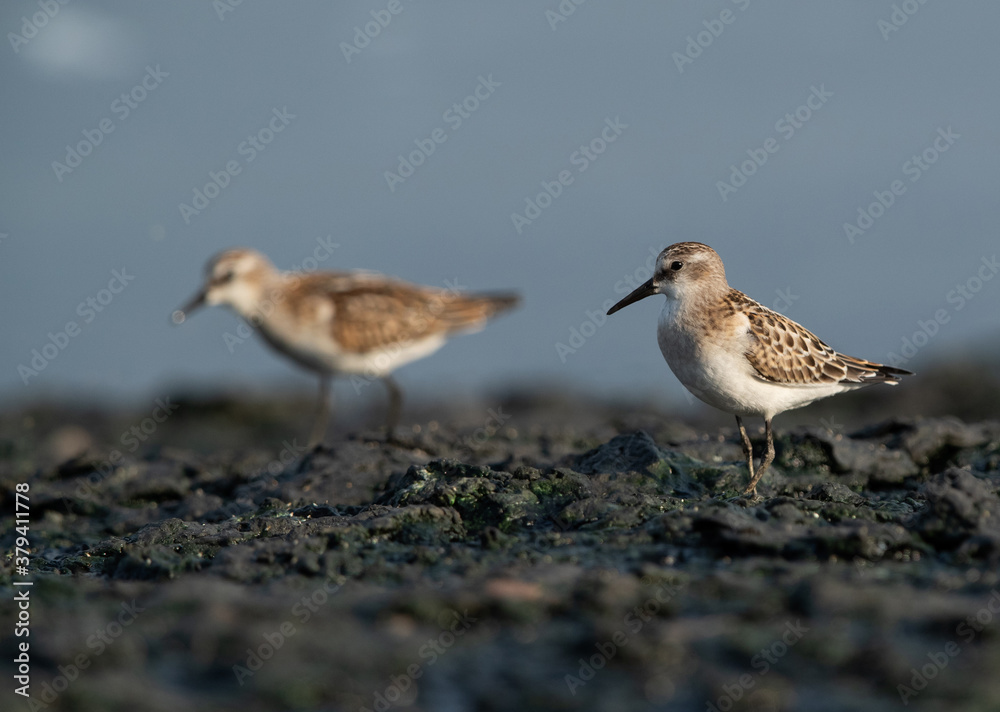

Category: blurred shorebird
[607, 242, 912, 496]
[175, 248, 519, 445]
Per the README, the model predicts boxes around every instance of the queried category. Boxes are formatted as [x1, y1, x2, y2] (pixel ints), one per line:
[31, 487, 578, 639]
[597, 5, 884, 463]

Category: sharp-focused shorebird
[607, 242, 912, 495]
[175, 249, 519, 444]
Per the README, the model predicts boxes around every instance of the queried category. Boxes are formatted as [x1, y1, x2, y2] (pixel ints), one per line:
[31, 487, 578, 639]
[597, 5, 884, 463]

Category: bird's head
[607, 242, 728, 315]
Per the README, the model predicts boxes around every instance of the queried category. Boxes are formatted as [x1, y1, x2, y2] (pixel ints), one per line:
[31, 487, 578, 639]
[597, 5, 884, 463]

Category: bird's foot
[721, 489, 761, 504]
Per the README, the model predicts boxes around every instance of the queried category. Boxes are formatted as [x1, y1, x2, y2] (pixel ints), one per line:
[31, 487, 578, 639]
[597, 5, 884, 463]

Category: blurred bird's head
[172, 248, 275, 323]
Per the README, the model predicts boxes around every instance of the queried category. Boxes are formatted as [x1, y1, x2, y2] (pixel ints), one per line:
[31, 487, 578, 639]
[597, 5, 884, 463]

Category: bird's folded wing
[741, 300, 890, 386]
[327, 284, 452, 353]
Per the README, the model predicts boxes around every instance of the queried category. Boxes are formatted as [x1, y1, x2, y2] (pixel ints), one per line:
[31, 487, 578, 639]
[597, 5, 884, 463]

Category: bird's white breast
[656, 299, 852, 419]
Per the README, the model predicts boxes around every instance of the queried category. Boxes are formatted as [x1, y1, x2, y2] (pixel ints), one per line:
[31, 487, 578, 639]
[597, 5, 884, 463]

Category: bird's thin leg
[383, 375, 403, 441]
[743, 417, 774, 495]
[309, 374, 331, 447]
[736, 415, 756, 493]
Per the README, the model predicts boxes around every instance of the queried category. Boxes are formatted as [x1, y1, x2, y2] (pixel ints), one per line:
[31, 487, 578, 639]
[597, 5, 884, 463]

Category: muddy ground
[2, 360, 1000, 712]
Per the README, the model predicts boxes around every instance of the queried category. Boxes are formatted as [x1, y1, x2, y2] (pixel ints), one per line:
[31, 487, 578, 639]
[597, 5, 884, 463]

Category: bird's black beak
[607, 278, 658, 315]
[171, 288, 207, 325]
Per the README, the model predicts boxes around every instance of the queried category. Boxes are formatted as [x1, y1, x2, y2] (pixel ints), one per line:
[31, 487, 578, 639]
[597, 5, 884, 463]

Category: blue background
[2, 0, 997, 413]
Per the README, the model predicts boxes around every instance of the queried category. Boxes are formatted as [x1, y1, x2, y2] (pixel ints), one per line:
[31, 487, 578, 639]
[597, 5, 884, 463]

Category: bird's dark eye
[670, 261, 683, 271]
[214, 270, 235, 285]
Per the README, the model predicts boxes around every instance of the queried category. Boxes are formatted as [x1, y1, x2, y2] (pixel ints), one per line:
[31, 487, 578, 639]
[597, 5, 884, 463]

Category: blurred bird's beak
[171, 288, 207, 325]
[607, 278, 658, 315]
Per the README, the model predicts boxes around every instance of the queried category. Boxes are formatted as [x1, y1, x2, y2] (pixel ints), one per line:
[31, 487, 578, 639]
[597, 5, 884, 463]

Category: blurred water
[2, 1, 998, 409]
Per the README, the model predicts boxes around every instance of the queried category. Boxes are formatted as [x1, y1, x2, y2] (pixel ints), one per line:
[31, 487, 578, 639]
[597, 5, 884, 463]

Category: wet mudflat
[2, 377, 1000, 712]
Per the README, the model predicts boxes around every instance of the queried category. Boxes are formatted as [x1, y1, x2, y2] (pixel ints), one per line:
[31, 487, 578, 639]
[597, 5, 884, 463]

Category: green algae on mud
[2, 395, 1000, 711]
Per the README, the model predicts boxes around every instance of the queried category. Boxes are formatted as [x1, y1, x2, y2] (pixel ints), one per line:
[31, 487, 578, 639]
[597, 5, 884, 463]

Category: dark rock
[808, 482, 865, 505]
[576, 431, 712, 497]
[804, 428, 920, 486]
[11, 399, 1000, 711]
[902, 418, 1000, 471]
[910, 467, 1000, 560]
[575, 430, 668, 474]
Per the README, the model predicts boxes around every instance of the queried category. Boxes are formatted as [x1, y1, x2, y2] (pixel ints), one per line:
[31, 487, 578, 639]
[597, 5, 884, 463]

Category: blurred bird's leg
[309, 374, 331, 447]
[383, 375, 403, 442]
